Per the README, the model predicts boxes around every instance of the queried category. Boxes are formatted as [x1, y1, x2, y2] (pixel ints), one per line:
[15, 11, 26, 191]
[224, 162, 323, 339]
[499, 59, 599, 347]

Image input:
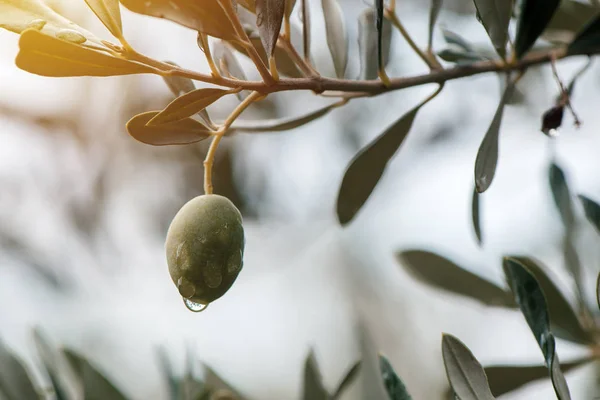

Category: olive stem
[203, 91, 263, 194]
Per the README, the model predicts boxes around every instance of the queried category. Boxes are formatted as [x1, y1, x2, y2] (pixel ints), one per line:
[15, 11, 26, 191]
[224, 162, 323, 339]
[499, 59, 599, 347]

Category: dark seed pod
[165, 195, 245, 312]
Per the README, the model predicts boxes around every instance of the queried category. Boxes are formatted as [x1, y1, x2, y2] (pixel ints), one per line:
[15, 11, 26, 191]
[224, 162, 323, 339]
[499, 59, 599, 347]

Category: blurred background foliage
[1, 0, 600, 399]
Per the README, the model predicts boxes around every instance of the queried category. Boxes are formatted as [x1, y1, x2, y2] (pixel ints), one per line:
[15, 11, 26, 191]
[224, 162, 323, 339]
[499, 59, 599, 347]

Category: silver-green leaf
[472, 0, 513, 57]
[474, 79, 514, 193]
[442, 334, 495, 400]
[397, 250, 515, 307]
[322, 0, 348, 78]
[503, 258, 573, 400]
[358, 8, 392, 80]
[256, 0, 285, 57]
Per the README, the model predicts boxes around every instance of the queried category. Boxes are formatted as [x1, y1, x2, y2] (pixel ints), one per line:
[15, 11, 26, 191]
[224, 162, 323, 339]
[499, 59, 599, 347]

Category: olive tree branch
[129, 46, 596, 101]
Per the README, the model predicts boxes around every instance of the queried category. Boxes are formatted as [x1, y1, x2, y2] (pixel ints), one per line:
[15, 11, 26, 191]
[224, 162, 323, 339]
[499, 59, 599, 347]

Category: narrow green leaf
[472, 0, 513, 57]
[337, 98, 426, 225]
[483, 358, 590, 397]
[84, 0, 123, 39]
[127, 111, 211, 146]
[322, 0, 348, 78]
[33, 329, 81, 400]
[16, 28, 154, 77]
[229, 100, 341, 132]
[503, 258, 573, 400]
[515, 0, 561, 58]
[375, 0, 384, 73]
[358, 8, 392, 80]
[442, 334, 495, 400]
[597, 272, 600, 311]
[149, 88, 231, 126]
[474, 79, 513, 193]
[441, 28, 474, 52]
[212, 41, 249, 100]
[0, 341, 39, 400]
[567, 14, 600, 55]
[300, 0, 311, 60]
[510, 257, 593, 345]
[544, 0, 599, 45]
[120, 0, 239, 40]
[472, 187, 483, 245]
[162, 61, 213, 128]
[397, 250, 515, 307]
[256, 0, 285, 57]
[332, 362, 361, 400]
[549, 163, 575, 229]
[379, 355, 412, 400]
[302, 351, 329, 400]
[203, 365, 247, 400]
[63, 349, 128, 400]
[156, 348, 180, 400]
[428, 0, 443, 51]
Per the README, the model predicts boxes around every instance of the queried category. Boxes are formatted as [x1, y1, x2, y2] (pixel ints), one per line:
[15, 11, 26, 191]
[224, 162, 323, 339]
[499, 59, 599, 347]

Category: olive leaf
[156, 348, 180, 400]
[322, 0, 348, 78]
[441, 28, 473, 52]
[514, 0, 561, 58]
[63, 349, 128, 400]
[549, 163, 585, 304]
[472, 187, 483, 245]
[474, 79, 514, 193]
[597, 272, 600, 311]
[437, 48, 485, 64]
[16, 29, 154, 77]
[397, 250, 515, 307]
[33, 329, 81, 400]
[544, 0, 599, 44]
[203, 364, 248, 400]
[510, 256, 593, 345]
[567, 14, 600, 55]
[379, 355, 412, 400]
[579, 194, 600, 234]
[127, 111, 212, 146]
[213, 41, 249, 100]
[83, 0, 123, 39]
[442, 334, 495, 400]
[482, 358, 590, 398]
[332, 362, 361, 400]
[428, 0, 443, 51]
[302, 351, 329, 400]
[503, 258, 573, 400]
[549, 163, 575, 229]
[256, 0, 285, 58]
[358, 8, 392, 80]
[0, 340, 39, 400]
[162, 61, 213, 128]
[120, 0, 239, 40]
[229, 100, 341, 132]
[337, 92, 435, 225]
[148, 88, 232, 126]
[472, 0, 513, 58]
[299, 0, 311, 60]
[0, 0, 103, 44]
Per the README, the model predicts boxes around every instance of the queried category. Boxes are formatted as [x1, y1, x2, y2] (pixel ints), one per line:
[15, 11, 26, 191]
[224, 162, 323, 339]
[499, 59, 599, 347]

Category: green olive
[165, 194, 245, 310]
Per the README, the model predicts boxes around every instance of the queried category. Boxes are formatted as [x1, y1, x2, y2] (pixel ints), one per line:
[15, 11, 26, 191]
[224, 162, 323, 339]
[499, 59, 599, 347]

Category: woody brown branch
[171, 46, 593, 96]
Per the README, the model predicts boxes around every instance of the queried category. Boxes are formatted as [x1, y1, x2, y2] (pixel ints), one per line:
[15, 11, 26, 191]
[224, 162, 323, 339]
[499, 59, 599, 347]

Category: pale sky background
[1, 0, 600, 399]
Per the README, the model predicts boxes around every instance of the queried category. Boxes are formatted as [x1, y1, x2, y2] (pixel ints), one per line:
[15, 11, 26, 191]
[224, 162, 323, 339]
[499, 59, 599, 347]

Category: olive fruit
[165, 194, 245, 311]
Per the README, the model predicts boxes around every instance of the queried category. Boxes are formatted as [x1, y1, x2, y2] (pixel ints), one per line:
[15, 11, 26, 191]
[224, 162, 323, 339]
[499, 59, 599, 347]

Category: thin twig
[550, 54, 581, 127]
[385, 9, 441, 70]
[203, 91, 262, 194]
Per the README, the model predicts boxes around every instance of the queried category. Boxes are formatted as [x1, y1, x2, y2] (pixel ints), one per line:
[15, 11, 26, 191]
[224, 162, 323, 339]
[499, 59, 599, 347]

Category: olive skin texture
[166, 194, 245, 306]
